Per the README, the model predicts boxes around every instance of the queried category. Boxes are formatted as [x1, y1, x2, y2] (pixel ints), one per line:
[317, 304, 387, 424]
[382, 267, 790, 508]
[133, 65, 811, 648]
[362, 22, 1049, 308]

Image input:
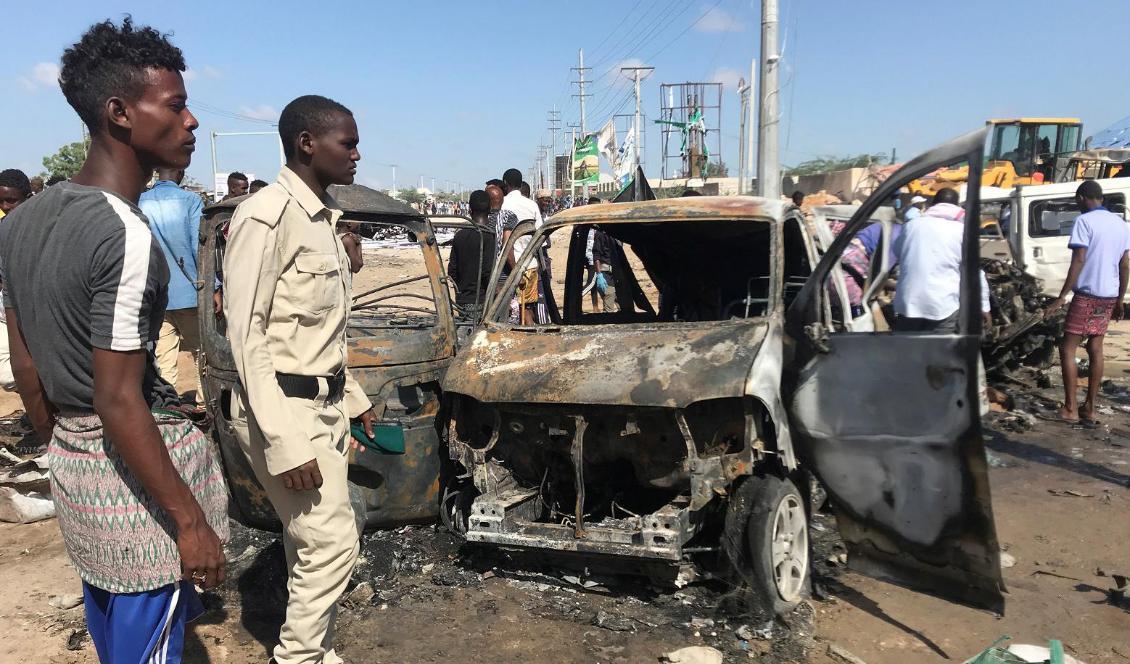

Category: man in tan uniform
[223, 94, 375, 664]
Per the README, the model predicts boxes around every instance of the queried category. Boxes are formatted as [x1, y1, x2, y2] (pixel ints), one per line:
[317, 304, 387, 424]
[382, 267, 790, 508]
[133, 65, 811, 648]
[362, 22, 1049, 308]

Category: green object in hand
[350, 422, 405, 454]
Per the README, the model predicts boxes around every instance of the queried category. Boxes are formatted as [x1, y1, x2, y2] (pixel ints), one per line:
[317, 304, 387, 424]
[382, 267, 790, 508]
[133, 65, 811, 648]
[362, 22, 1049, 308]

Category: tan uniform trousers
[230, 384, 360, 664]
[154, 308, 202, 398]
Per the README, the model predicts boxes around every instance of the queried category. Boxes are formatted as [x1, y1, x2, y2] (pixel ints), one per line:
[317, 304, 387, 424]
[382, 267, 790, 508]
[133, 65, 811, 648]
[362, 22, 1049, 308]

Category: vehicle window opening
[348, 219, 441, 327]
[432, 217, 494, 323]
[1029, 193, 1127, 238]
[782, 217, 812, 309]
[500, 220, 775, 326]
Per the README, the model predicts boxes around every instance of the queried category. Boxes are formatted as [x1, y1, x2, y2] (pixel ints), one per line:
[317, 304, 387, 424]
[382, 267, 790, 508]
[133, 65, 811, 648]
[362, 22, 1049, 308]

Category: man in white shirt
[1046, 180, 1130, 424]
[498, 168, 543, 323]
[892, 188, 991, 333]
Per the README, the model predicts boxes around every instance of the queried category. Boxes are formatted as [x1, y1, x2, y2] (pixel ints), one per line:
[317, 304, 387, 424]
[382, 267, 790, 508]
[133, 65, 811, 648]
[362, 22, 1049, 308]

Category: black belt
[276, 371, 345, 402]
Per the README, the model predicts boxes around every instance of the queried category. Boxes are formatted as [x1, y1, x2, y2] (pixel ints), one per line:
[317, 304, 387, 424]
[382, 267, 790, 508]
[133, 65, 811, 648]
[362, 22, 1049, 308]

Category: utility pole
[572, 49, 591, 135]
[387, 164, 397, 193]
[757, 0, 781, 200]
[547, 106, 561, 193]
[621, 65, 654, 197]
[567, 122, 580, 202]
[737, 59, 757, 194]
[539, 145, 551, 190]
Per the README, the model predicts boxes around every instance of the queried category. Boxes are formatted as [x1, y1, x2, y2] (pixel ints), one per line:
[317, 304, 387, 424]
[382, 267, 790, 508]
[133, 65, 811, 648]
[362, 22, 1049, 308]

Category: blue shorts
[83, 581, 204, 664]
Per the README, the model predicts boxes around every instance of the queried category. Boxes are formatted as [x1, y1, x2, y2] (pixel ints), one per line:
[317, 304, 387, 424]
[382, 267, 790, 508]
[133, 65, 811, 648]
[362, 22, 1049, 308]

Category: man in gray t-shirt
[0, 18, 226, 662]
[0, 182, 169, 412]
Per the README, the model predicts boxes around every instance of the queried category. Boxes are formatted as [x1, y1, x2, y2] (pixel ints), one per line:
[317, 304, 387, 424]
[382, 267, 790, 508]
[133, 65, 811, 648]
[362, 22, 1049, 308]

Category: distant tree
[398, 188, 425, 205]
[705, 160, 729, 177]
[785, 153, 888, 177]
[41, 140, 90, 180]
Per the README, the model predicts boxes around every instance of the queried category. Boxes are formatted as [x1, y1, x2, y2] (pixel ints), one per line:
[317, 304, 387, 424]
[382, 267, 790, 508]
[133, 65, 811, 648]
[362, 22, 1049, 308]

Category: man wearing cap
[905, 195, 927, 220]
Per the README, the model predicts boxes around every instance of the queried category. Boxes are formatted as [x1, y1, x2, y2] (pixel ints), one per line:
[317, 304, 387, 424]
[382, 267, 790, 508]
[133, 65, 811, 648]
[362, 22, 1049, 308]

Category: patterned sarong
[1065, 292, 1118, 337]
[49, 411, 229, 593]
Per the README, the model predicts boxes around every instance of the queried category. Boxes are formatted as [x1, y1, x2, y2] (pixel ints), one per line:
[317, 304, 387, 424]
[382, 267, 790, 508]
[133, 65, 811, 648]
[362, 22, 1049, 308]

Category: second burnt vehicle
[442, 130, 1006, 614]
[199, 186, 489, 531]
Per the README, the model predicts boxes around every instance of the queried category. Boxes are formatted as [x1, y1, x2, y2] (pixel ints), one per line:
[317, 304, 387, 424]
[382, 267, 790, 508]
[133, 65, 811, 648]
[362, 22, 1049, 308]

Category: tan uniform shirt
[224, 167, 371, 475]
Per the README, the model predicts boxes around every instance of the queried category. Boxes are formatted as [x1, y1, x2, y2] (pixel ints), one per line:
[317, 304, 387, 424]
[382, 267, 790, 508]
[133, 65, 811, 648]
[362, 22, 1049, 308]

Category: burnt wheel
[724, 473, 811, 616]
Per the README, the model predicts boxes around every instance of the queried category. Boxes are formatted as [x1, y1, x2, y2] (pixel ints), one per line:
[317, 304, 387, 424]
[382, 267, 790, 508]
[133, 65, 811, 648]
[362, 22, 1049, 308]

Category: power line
[192, 100, 278, 126]
[585, 0, 648, 66]
[587, 0, 682, 71]
[641, 0, 726, 64]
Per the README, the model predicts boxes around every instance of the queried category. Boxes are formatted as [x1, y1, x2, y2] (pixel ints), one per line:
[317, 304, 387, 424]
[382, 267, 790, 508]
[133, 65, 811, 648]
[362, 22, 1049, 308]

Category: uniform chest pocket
[293, 252, 341, 314]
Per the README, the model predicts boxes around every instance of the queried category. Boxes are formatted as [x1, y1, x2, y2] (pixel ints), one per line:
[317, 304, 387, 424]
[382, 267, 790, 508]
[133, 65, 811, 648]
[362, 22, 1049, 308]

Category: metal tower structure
[657, 82, 722, 181]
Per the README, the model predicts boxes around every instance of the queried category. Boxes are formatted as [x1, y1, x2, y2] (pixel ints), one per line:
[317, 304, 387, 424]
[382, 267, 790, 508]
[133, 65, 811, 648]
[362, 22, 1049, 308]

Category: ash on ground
[218, 507, 844, 663]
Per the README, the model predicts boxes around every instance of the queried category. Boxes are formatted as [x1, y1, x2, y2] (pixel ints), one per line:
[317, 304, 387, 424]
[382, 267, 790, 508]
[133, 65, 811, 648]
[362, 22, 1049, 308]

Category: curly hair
[278, 95, 353, 160]
[59, 16, 185, 131]
[0, 169, 31, 197]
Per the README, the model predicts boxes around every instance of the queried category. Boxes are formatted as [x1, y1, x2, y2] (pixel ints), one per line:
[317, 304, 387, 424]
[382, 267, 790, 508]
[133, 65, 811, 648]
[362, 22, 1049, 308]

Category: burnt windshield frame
[487, 217, 778, 327]
[348, 217, 442, 321]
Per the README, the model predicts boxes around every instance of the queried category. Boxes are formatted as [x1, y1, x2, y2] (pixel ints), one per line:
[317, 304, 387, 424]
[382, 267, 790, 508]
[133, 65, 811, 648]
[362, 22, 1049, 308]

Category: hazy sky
[5, 0, 1130, 192]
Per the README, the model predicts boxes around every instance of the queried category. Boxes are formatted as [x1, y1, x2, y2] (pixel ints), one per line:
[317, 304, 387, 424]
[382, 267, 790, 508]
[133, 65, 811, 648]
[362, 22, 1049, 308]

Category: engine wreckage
[982, 258, 1065, 385]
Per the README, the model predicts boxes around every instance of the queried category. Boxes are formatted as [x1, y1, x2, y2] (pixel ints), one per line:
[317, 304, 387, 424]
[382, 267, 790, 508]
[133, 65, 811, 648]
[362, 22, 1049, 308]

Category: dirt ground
[0, 242, 1127, 663]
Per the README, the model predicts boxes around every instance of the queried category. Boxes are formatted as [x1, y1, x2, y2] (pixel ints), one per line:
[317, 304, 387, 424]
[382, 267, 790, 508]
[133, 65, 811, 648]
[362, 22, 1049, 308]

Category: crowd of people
[3, 14, 1129, 664]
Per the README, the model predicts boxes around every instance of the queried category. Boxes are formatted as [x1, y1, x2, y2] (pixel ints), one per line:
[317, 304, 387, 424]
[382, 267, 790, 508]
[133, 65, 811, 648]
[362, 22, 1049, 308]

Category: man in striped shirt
[0, 18, 227, 664]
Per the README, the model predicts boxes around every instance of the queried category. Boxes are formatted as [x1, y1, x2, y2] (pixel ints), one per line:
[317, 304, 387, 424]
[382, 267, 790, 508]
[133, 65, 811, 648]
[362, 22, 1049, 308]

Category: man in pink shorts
[1047, 180, 1130, 423]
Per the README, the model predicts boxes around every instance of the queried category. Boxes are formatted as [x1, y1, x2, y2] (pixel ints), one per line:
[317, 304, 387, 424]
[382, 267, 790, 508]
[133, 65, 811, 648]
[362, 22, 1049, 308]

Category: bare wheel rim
[770, 492, 809, 602]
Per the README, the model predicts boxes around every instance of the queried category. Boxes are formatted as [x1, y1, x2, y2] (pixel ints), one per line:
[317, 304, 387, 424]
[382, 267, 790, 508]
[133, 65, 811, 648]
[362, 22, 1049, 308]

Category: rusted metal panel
[347, 324, 452, 368]
[205, 183, 421, 217]
[443, 319, 770, 408]
[547, 195, 784, 228]
[200, 194, 456, 533]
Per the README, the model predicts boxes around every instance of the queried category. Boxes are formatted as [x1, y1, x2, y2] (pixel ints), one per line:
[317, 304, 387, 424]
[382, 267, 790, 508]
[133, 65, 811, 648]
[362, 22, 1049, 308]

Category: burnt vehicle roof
[547, 195, 787, 227]
[205, 183, 422, 217]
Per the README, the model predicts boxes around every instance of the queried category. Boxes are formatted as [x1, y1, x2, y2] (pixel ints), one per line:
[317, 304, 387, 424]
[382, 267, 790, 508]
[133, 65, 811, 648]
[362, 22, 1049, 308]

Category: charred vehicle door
[199, 185, 461, 531]
[783, 128, 1006, 612]
[426, 215, 494, 346]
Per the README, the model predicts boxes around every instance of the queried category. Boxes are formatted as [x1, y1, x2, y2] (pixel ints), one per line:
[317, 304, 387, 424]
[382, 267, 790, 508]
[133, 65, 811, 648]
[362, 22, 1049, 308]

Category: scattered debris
[0, 455, 50, 491]
[982, 259, 1065, 383]
[0, 487, 55, 523]
[49, 594, 83, 610]
[827, 642, 869, 664]
[1000, 552, 1017, 569]
[987, 386, 1015, 411]
[65, 628, 87, 651]
[659, 645, 724, 664]
[1109, 574, 1128, 606]
[592, 609, 636, 632]
[1006, 643, 1085, 664]
[735, 621, 775, 641]
[1031, 570, 1083, 582]
[986, 451, 1012, 468]
[1102, 379, 1130, 399]
[343, 582, 373, 607]
[1047, 489, 1094, 498]
[431, 569, 481, 588]
[689, 617, 714, 630]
